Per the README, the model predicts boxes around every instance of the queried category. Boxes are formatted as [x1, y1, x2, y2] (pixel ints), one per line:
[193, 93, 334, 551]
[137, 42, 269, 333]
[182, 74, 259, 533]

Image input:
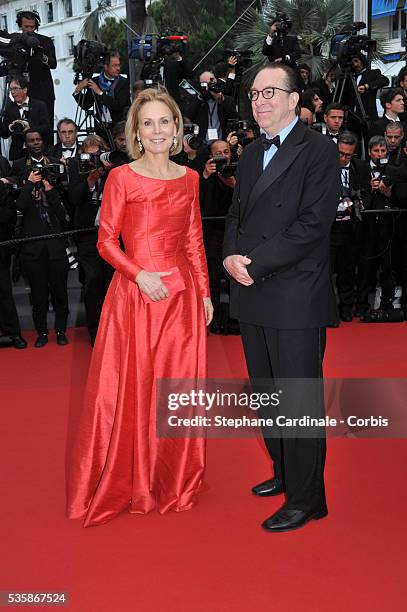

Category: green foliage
[148, 0, 235, 67]
[99, 17, 129, 75]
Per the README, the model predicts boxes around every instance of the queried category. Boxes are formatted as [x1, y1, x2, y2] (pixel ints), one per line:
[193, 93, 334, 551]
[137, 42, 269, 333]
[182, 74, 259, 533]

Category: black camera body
[73, 39, 108, 80]
[31, 163, 63, 186]
[200, 81, 223, 100]
[0, 32, 41, 74]
[273, 12, 293, 36]
[225, 48, 253, 69]
[372, 159, 393, 188]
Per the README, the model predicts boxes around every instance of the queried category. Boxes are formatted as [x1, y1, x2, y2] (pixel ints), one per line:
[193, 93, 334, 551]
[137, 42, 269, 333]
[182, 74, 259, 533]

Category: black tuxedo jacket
[369, 116, 407, 138]
[346, 69, 389, 121]
[26, 33, 57, 103]
[73, 75, 130, 127]
[223, 120, 340, 328]
[0, 98, 51, 161]
[262, 34, 301, 66]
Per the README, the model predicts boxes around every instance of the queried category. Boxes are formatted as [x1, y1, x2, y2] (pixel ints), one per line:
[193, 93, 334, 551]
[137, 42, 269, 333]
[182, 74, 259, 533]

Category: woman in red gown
[67, 89, 213, 527]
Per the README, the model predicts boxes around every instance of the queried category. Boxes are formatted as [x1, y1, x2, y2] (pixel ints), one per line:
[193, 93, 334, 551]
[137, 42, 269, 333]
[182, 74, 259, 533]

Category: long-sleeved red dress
[66, 164, 209, 527]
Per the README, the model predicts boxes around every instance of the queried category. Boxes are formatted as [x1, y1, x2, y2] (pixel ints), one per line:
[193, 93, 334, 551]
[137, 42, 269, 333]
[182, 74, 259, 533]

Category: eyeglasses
[10, 87, 23, 92]
[248, 86, 293, 101]
[338, 151, 353, 158]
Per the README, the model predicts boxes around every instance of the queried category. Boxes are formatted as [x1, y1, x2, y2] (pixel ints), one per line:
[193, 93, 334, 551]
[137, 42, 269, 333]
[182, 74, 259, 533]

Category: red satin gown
[66, 164, 210, 527]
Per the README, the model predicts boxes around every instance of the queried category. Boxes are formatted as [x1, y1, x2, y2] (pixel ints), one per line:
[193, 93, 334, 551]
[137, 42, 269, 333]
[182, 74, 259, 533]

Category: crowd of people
[1, 9, 407, 351]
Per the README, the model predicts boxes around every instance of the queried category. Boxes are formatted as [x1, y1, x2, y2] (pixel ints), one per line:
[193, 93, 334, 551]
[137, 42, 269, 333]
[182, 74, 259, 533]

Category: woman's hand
[136, 269, 173, 302]
[203, 297, 214, 326]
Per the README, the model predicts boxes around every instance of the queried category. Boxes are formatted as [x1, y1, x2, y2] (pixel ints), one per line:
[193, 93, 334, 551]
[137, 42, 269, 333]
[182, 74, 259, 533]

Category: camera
[273, 12, 293, 36]
[211, 155, 228, 173]
[338, 185, 363, 221]
[226, 119, 254, 147]
[219, 163, 238, 178]
[200, 81, 223, 100]
[73, 39, 108, 80]
[184, 133, 202, 151]
[372, 158, 393, 188]
[330, 22, 376, 69]
[99, 150, 128, 166]
[0, 31, 41, 74]
[78, 153, 104, 175]
[31, 163, 64, 186]
[129, 33, 188, 62]
[225, 48, 253, 68]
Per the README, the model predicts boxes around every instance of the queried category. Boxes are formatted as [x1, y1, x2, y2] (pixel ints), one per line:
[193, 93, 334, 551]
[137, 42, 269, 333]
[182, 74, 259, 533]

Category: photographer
[172, 124, 207, 173]
[68, 135, 114, 345]
[301, 88, 323, 123]
[357, 136, 399, 314]
[0, 155, 26, 349]
[73, 52, 130, 139]
[14, 130, 70, 347]
[262, 14, 301, 67]
[348, 53, 389, 124]
[188, 71, 238, 143]
[0, 75, 50, 161]
[15, 10, 56, 135]
[312, 65, 337, 109]
[47, 118, 79, 161]
[200, 139, 236, 333]
[384, 121, 406, 164]
[213, 56, 239, 98]
[331, 132, 371, 321]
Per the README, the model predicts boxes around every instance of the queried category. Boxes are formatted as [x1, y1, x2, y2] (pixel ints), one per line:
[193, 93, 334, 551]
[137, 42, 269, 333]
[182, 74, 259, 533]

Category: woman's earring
[170, 136, 177, 152]
[137, 135, 143, 152]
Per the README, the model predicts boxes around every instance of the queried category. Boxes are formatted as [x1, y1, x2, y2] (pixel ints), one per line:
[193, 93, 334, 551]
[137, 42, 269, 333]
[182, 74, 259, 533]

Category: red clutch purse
[139, 266, 186, 304]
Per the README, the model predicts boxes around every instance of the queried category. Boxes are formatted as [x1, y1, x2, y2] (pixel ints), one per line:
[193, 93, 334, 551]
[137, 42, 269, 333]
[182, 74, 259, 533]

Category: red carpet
[1, 323, 406, 611]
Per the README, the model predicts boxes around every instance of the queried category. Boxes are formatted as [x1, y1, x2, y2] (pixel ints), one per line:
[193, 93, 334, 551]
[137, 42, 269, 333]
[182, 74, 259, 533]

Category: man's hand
[87, 167, 105, 189]
[226, 130, 238, 148]
[135, 270, 173, 302]
[27, 170, 42, 184]
[378, 180, 392, 197]
[224, 254, 254, 286]
[370, 176, 380, 191]
[357, 84, 368, 94]
[269, 23, 278, 36]
[42, 179, 54, 192]
[74, 78, 89, 94]
[203, 158, 217, 179]
[227, 55, 238, 72]
[87, 80, 103, 95]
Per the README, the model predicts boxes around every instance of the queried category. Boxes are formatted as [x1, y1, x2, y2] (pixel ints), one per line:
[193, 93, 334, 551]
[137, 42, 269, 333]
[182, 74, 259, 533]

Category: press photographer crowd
[1, 9, 407, 350]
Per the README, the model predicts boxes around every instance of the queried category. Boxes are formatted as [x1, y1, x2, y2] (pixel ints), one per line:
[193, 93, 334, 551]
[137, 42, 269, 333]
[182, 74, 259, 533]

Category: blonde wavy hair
[125, 88, 184, 160]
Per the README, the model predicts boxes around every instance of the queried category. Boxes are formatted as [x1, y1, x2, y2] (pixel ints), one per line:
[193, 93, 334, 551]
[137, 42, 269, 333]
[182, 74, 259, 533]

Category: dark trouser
[397, 216, 407, 309]
[330, 221, 357, 314]
[240, 323, 327, 513]
[22, 248, 69, 334]
[357, 216, 394, 309]
[44, 99, 55, 146]
[203, 221, 225, 325]
[0, 250, 21, 335]
[77, 239, 114, 341]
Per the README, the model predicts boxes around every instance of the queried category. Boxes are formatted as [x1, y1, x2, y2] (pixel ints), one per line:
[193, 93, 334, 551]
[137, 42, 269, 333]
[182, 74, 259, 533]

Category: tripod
[74, 84, 114, 149]
[333, 66, 370, 157]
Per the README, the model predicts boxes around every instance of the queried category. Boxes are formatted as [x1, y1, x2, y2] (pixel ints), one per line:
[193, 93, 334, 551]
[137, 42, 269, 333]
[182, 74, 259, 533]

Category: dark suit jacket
[0, 157, 16, 257]
[346, 69, 389, 122]
[67, 158, 106, 245]
[26, 33, 57, 103]
[369, 116, 407, 138]
[262, 34, 301, 66]
[73, 75, 130, 128]
[223, 120, 340, 328]
[0, 98, 51, 161]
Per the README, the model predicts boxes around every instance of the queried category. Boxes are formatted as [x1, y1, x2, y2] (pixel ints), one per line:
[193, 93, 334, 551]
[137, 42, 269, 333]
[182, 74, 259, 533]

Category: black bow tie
[62, 147, 74, 151]
[329, 133, 339, 138]
[261, 133, 280, 150]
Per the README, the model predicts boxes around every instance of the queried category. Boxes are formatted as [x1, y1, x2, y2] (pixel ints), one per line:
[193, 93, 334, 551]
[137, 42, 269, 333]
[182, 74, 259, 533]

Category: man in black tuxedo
[0, 75, 50, 161]
[15, 10, 57, 136]
[47, 118, 79, 161]
[73, 53, 130, 144]
[223, 64, 340, 533]
[0, 156, 27, 349]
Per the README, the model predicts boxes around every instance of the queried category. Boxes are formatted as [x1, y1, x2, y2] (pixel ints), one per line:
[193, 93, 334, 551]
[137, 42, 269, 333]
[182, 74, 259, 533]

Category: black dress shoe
[340, 311, 352, 322]
[34, 333, 48, 348]
[11, 334, 27, 349]
[262, 504, 328, 533]
[56, 331, 69, 346]
[252, 477, 285, 497]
